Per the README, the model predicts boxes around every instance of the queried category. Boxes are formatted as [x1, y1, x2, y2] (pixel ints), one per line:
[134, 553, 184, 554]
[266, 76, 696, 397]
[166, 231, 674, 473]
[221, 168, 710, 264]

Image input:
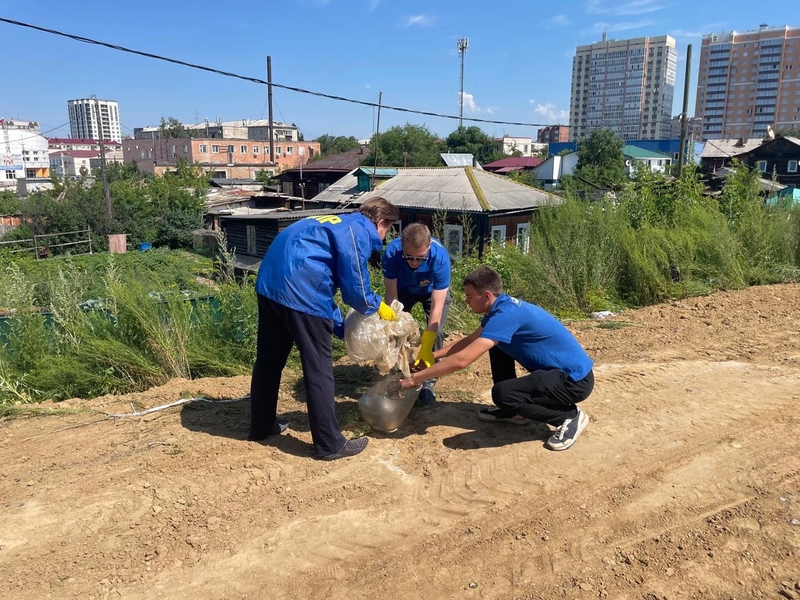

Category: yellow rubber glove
[414, 330, 437, 369]
[377, 301, 396, 321]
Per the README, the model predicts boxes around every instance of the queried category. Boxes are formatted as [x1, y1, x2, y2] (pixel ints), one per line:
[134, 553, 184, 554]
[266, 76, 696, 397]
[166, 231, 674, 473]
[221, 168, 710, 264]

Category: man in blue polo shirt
[382, 223, 451, 405]
[395, 265, 594, 451]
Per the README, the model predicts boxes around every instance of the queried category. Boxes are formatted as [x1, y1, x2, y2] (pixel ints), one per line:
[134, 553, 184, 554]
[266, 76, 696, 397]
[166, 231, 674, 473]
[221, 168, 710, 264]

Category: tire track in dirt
[136, 360, 799, 600]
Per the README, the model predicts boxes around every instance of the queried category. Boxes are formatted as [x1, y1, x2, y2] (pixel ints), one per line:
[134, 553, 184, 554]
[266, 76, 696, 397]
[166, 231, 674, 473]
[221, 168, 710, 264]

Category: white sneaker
[544, 408, 589, 451]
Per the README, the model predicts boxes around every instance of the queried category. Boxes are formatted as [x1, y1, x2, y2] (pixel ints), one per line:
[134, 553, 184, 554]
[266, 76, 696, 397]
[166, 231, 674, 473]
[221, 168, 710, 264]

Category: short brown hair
[464, 265, 503, 295]
[360, 197, 399, 225]
[401, 222, 431, 248]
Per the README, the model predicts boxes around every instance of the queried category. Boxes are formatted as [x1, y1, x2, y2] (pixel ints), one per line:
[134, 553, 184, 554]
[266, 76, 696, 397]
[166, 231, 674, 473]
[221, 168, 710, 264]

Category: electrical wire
[0, 17, 563, 128]
[1, 121, 71, 145]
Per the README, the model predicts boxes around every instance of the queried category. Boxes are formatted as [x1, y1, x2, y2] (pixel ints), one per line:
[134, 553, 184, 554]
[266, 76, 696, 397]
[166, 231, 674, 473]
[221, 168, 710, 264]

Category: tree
[313, 134, 361, 158]
[443, 126, 504, 164]
[0, 191, 22, 215]
[573, 128, 627, 189]
[158, 116, 191, 138]
[361, 123, 442, 167]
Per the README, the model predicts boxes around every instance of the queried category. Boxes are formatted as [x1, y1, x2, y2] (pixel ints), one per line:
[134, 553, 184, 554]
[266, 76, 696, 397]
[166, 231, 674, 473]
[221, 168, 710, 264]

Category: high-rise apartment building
[67, 98, 122, 143]
[695, 24, 800, 140]
[570, 34, 677, 141]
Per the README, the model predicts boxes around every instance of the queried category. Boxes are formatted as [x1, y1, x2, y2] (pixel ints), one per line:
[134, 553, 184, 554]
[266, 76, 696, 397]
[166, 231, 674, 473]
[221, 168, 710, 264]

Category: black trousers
[397, 289, 452, 388]
[249, 294, 346, 457]
[489, 346, 594, 426]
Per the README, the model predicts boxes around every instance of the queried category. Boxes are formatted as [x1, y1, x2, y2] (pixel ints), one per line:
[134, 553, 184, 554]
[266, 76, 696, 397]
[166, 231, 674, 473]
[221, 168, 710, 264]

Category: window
[5, 170, 16, 180]
[390, 220, 402, 237]
[444, 224, 463, 258]
[170, 145, 176, 156]
[183, 144, 188, 153]
[286, 147, 293, 154]
[755, 160, 768, 172]
[789, 160, 798, 173]
[199, 144, 208, 153]
[241, 145, 248, 153]
[212, 145, 220, 153]
[253, 146, 260, 155]
[276, 147, 282, 154]
[227, 145, 235, 153]
[26, 169, 37, 178]
[246, 225, 257, 255]
[516, 223, 530, 254]
[490, 225, 507, 247]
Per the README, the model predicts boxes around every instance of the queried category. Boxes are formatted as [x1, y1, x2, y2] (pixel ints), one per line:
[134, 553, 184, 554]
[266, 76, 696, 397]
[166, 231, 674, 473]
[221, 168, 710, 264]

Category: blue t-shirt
[480, 294, 593, 381]
[381, 237, 451, 296]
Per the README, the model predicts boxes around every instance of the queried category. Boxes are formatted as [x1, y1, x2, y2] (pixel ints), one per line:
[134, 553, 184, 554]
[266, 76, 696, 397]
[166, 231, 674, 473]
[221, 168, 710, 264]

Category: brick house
[122, 137, 321, 178]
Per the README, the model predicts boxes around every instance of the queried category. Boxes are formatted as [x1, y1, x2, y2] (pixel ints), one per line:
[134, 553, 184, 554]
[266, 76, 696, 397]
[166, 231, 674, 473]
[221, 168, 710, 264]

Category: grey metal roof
[330, 167, 561, 212]
[700, 138, 763, 158]
[311, 170, 362, 203]
[440, 153, 475, 167]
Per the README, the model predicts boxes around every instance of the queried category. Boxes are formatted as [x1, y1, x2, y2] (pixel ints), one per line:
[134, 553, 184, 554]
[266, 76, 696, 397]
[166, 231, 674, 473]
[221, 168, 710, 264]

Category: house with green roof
[622, 145, 672, 175]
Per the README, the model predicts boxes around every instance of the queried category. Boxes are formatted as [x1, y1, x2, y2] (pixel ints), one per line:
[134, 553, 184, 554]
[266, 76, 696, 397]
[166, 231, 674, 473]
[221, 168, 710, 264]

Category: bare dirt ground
[1, 283, 799, 600]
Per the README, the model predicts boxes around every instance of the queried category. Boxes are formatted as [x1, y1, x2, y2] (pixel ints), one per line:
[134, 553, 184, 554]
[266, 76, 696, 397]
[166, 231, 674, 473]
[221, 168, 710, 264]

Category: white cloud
[533, 103, 569, 124]
[367, 0, 380, 11]
[586, 0, 664, 15]
[461, 92, 498, 115]
[364, 83, 372, 89]
[546, 14, 570, 28]
[399, 14, 436, 28]
[590, 19, 654, 33]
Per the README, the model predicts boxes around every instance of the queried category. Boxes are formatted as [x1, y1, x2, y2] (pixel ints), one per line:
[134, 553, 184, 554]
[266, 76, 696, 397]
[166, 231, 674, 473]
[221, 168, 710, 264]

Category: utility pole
[457, 38, 469, 128]
[267, 57, 275, 166]
[677, 43, 693, 177]
[93, 95, 112, 223]
[371, 92, 382, 191]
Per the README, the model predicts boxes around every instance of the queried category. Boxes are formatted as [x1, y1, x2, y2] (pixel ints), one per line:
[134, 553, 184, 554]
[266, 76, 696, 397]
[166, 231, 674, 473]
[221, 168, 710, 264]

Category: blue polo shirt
[480, 294, 593, 381]
[381, 237, 451, 296]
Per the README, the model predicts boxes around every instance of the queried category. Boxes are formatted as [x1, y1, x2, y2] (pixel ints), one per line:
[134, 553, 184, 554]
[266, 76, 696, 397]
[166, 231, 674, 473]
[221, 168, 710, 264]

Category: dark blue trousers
[249, 294, 346, 457]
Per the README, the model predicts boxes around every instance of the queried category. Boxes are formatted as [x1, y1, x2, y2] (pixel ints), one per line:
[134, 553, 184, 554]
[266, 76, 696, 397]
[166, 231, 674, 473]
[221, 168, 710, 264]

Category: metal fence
[0, 227, 93, 258]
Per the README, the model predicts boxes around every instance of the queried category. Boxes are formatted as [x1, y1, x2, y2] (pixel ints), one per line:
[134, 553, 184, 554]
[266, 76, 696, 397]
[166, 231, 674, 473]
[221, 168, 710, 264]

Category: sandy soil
[1, 283, 799, 600]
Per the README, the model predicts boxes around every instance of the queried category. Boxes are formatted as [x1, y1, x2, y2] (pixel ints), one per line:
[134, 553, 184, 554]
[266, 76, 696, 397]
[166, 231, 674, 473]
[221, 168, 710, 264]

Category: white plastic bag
[343, 299, 420, 377]
[358, 376, 420, 433]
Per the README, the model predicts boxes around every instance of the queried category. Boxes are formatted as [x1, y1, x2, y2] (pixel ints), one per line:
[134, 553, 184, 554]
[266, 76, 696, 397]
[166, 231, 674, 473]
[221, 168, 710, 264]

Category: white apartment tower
[67, 98, 122, 142]
[695, 24, 800, 140]
[570, 34, 677, 141]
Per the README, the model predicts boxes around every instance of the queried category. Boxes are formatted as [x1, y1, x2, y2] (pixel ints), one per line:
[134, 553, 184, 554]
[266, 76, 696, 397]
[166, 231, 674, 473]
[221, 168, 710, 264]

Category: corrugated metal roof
[332, 167, 561, 212]
[440, 153, 475, 167]
[282, 146, 369, 173]
[622, 145, 670, 159]
[311, 170, 362, 203]
[483, 156, 542, 169]
[700, 138, 763, 158]
[355, 167, 398, 177]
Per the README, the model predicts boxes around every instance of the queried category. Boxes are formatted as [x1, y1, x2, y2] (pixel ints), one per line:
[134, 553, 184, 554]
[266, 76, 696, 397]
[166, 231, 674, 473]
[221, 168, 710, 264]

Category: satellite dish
[625, 159, 632, 167]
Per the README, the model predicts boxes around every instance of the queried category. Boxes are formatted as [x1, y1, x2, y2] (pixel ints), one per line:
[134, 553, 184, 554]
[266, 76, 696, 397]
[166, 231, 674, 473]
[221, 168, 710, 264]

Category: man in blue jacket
[250, 197, 400, 460]
[396, 265, 594, 451]
[382, 223, 451, 405]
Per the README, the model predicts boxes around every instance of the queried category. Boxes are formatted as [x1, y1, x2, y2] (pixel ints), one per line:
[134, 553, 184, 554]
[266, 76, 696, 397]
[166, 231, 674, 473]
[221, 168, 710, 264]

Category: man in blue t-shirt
[382, 223, 452, 405]
[396, 265, 594, 451]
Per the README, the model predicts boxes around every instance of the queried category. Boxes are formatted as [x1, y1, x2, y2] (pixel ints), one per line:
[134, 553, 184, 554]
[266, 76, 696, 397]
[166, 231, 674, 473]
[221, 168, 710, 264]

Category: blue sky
[0, 0, 796, 141]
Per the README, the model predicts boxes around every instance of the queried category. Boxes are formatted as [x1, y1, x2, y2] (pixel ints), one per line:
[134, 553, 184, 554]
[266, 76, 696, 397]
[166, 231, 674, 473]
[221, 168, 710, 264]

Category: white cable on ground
[107, 395, 248, 419]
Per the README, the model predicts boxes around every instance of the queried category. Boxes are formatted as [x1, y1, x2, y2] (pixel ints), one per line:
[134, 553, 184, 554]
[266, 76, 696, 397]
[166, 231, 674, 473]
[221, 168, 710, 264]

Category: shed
[218, 208, 356, 273]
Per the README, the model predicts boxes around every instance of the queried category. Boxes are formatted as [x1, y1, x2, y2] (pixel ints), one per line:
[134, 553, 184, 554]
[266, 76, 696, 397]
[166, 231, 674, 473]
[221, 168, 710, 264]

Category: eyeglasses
[402, 254, 428, 262]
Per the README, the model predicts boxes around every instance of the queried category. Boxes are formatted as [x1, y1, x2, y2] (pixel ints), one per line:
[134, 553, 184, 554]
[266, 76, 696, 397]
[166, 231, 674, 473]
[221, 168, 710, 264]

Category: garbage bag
[358, 376, 420, 433]
[343, 299, 420, 377]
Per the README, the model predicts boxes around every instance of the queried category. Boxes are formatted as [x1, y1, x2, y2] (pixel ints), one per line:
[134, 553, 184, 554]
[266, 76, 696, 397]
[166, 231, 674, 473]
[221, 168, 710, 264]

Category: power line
[1, 121, 71, 145]
[0, 17, 562, 129]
